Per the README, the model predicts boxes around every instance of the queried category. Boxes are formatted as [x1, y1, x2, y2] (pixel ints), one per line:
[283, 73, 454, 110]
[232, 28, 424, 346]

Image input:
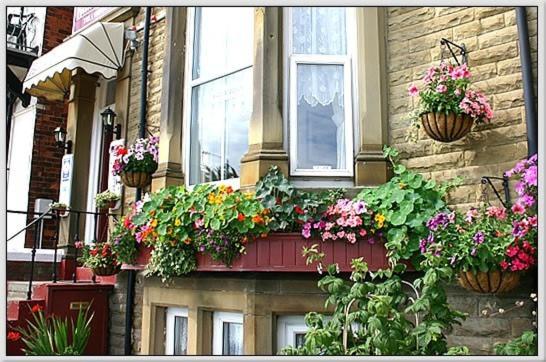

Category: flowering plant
[77, 242, 120, 271]
[301, 199, 376, 244]
[111, 136, 159, 176]
[94, 190, 120, 209]
[109, 203, 143, 265]
[406, 61, 493, 141]
[506, 154, 538, 211]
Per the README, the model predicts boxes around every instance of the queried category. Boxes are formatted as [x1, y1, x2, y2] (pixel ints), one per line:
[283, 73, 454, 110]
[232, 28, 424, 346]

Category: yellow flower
[244, 191, 254, 200]
[377, 220, 384, 229]
[218, 184, 227, 193]
[174, 218, 181, 227]
[150, 219, 158, 227]
[399, 182, 406, 189]
[374, 213, 385, 224]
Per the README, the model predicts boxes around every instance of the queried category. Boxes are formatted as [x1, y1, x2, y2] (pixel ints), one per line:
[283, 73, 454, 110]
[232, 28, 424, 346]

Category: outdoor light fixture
[101, 107, 122, 139]
[53, 126, 72, 154]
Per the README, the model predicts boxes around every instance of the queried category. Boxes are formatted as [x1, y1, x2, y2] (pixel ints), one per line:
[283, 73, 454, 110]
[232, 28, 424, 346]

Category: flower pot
[421, 112, 474, 142]
[98, 200, 117, 211]
[92, 264, 121, 276]
[121, 171, 152, 188]
[458, 270, 520, 294]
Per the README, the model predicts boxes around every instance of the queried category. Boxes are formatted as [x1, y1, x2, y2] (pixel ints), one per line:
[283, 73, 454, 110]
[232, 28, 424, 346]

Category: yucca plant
[17, 306, 93, 356]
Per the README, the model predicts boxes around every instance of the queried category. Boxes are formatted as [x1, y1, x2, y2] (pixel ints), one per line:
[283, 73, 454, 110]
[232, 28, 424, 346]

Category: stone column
[239, 7, 289, 190]
[151, 7, 187, 192]
[59, 70, 98, 248]
[354, 8, 390, 186]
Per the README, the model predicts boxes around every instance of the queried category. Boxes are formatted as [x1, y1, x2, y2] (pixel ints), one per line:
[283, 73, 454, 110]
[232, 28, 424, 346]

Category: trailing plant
[355, 146, 461, 266]
[406, 60, 493, 140]
[281, 251, 466, 356]
[49, 202, 68, 211]
[94, 190, 120, 209]
[111, 136, 159, 176]
[256, 166, 343, 232]
[495, 330, 537, 356]
[15, 306, 93, 356]
[146, 239, 197, 283]
[76, 242, 120, 270]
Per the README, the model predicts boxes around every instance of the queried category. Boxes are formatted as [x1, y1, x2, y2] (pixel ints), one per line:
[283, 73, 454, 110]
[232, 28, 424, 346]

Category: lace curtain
[292, 7, 347, 169]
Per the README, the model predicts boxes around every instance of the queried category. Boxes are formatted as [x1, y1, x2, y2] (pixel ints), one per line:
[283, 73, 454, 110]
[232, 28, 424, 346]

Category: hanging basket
[97, 200, 118, 211]
[458, 270, 521, 294]
[92, 264, 121, 276]
[121, 171, 152, 188]
[421, 112, 474, 142]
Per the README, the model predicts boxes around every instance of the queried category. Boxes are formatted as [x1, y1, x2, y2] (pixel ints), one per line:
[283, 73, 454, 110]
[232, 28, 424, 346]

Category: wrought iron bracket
[481, 175, 511, 208]
[440, 38, 468, 65]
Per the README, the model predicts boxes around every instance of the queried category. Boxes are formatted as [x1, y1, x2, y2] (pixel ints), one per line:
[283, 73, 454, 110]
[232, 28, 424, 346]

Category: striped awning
[23, 22, 124, 101]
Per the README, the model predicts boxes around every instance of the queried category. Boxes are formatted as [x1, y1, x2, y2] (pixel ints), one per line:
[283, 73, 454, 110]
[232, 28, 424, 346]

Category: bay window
[286, 7, 356, 176]
[185, 7, 254, 186]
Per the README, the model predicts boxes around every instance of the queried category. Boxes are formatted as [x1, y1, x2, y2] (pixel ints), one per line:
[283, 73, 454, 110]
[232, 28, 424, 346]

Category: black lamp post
[100, 107, 121, 139]
[53, 126, 72, 154]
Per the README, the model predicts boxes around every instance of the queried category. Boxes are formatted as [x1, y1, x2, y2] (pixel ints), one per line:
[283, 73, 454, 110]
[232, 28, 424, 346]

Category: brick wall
[24, 7, 74, 248]
[386, 7, 538, 210]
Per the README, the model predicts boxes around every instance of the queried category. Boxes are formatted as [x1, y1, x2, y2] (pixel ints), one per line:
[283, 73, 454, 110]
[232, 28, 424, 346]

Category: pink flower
[407, 83, 419, 96]
[436, 84, 447, 93]
[74, 240, 84, 249]
[511, 203, 526, 215]
[302, 228, 311, 239]
[359, 229, 367, 237]
[486, 206, 507, 220]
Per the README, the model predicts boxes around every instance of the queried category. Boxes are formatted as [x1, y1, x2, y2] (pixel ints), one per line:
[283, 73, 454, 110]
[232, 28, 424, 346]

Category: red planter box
[128, 233, 390, 272]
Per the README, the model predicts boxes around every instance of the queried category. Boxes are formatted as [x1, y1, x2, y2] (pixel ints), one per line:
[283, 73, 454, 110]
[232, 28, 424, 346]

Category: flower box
[126, 233, 391, 272]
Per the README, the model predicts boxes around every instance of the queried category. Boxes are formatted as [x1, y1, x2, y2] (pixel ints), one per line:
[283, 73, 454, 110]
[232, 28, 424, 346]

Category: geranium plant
[111, 136, 159, 176]
[94, 190, 120, 209]
[76, 242, 120, 275]
[406, 60, 493, 141]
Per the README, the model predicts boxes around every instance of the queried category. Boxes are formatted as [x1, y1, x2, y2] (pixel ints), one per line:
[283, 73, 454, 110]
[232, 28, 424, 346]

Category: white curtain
[292, 7, 347, 55]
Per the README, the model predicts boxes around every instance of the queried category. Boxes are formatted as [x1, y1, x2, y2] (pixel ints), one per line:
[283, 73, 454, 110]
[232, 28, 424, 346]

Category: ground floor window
[276, 315, 308, 352]
[165, 307, 188, 355]
[212, 311, 243, 355]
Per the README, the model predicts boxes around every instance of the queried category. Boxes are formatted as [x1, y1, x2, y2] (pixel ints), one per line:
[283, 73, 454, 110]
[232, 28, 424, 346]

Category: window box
[127, 233, 392, 273]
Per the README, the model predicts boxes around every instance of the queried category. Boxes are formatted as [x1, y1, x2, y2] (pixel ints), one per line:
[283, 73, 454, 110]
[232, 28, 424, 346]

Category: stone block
[478, 25, 518, 49]
[479, 14, 506, 34]
[470, 42, 518, 66]
[452, 317, 511, 337]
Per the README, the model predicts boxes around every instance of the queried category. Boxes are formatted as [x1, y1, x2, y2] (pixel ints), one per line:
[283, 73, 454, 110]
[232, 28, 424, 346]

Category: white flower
[481, 309, 489, 316]
[498, 308, 505, 314]
[532, 311, 537, 316]
[317, 263, 323, 275]
[515, 300, 525, 307]
[530, 293, 537, 299]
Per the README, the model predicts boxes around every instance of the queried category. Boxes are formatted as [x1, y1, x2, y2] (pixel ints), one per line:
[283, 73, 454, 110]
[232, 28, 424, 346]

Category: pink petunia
[407, 83, 419, 97]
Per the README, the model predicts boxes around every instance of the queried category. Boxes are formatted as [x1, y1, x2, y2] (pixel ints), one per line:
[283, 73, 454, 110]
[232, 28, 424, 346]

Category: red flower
[31, 304, 44, 313]
[499, 260, 509, 270]
[90, 249, 98, 256]
[294, 205, 305, 215]
[116, 147, 128, 156]
[237, 213, 245, 222]
[506, 246, 519, 258]
[7, 331, 21, 341]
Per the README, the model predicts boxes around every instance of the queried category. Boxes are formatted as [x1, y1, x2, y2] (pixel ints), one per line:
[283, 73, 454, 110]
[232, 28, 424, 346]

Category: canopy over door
[23, 22, 124, 101]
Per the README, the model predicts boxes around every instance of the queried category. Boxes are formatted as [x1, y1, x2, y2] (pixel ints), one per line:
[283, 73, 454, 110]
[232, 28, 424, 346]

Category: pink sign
[72, 7, 117, 33]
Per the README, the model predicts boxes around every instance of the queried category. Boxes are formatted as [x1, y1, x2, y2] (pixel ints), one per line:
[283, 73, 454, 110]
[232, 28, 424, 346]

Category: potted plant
[111, 136, 159, 188]
[407, 60, 493, 142]
[77, 242, 121, 276]
[49, 202, 68, 217]
[94, 190, 120, 210]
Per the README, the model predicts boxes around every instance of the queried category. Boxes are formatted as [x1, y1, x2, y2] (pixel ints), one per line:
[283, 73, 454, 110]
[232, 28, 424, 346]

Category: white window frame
[165, 307, 189, 355]
[276, 315, 308, 353]
[212, 311, 244, 355]
[284, 7, 358, 178]
[182, 7, 254, 190]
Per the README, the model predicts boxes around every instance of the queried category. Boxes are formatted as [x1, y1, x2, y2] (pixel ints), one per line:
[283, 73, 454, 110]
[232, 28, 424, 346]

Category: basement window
[185, 7, 254, 187]
[212, 311, 243, 355]
[165, 307, 188, 355]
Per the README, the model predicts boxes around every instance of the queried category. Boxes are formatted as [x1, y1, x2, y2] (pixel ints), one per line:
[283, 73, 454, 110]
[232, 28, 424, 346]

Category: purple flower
[520, 194, 535, 207]
[473, 231, 485, 244]
[523, 165, 537, 187]
[353, 200, 367, 215]
[471, 247, 477, 256]
[426, 212, 451, 231]
[199, 245, 206, 252]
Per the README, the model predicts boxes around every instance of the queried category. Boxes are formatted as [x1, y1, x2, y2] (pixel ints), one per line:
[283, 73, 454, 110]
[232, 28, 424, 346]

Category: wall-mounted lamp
[101, 107, 122, 139]
[53, 126, 72, 154]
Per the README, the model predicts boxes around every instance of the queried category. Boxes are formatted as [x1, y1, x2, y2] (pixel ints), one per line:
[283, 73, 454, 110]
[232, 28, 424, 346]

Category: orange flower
[252, 215, 264, 224]
[31, 304, 44, 313]
[150, 219, 158, 228]
[260, 233, 268, 238]
[7, 331, 21, 341]
[262, 208, 270, 215]
[226, 185, 234, 194]
[237, 213, 245, 222]
[183, 238, 191, 245]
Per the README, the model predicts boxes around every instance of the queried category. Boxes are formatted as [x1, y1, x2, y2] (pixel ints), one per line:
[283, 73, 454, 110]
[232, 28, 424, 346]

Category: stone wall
[386, 6, 538, 210]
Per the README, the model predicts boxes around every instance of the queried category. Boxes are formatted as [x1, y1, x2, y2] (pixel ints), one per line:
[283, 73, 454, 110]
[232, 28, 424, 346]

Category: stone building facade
[22, 6, 537, 356]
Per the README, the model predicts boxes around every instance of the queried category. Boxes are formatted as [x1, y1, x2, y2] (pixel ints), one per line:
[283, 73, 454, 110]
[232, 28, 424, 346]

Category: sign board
[72, 7, 117, 33]
[108, 139, 124, 208]
[59, 154, 74, 206]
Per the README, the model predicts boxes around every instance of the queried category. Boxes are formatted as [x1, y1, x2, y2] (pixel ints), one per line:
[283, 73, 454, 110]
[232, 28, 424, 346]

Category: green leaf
[390, 211, 407, 226]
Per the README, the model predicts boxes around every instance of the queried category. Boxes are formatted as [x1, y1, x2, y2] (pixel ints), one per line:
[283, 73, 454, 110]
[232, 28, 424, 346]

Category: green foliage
[17, 307, 93, 356]
[280, 258, 466, 356]
[94, 190, 120, 209]
[255, 166, 343, 231]
[145, 240, 197, 283]
[109, 217, 139, 265]
[355, 146, 461, 266]
[495, 330, 537, 356]
[77, 242, 119, 270]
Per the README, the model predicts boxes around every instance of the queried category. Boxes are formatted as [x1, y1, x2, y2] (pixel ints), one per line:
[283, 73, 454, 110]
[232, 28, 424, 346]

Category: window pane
[295, 333, 306, 348]
[296, 63, 345, 170]
[222, 322, 243, 355]
[292, 7, 347, 55]
[189, 68, 252, 184]
[193, 7, 254, 80]
[173, 316, 188, 355]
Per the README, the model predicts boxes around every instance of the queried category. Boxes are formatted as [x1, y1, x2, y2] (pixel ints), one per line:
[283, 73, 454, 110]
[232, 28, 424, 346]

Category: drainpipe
[515, 7, 537, 157]
[124, 6, 151, 356]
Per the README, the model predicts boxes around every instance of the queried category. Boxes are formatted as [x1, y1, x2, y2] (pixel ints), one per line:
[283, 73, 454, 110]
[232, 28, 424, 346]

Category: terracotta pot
[92, 264, 121, 276]
[458, 270, 520, 294]
[421, 112, 474, 142]
[121, 171, 152, 188]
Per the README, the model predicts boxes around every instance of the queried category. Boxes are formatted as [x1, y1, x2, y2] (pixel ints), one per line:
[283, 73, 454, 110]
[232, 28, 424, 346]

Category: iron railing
[7, 208, 117, 300]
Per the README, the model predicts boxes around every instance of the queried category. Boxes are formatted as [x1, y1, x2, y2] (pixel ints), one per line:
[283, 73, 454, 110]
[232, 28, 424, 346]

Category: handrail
[7, 207, 53, 242]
